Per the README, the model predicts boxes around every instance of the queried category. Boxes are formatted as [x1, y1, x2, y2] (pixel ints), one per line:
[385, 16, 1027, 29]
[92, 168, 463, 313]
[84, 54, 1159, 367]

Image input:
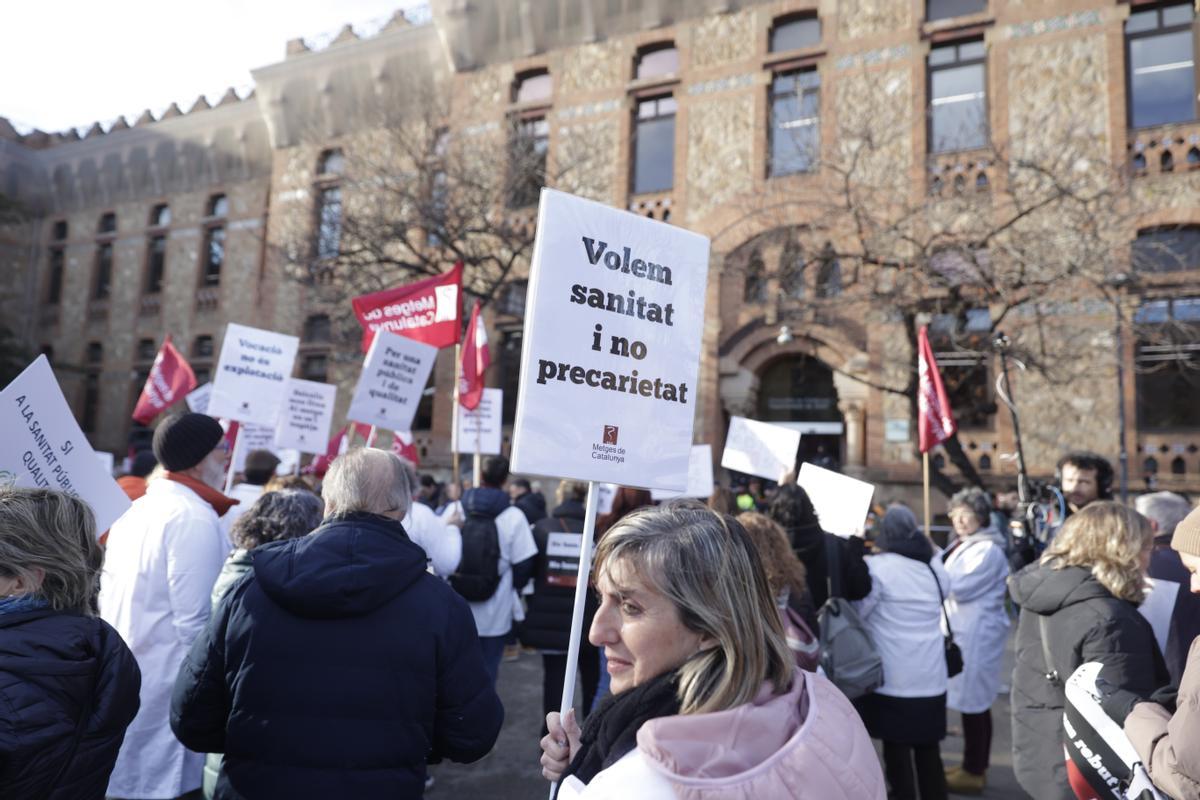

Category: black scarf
[559, 670, 681, 790]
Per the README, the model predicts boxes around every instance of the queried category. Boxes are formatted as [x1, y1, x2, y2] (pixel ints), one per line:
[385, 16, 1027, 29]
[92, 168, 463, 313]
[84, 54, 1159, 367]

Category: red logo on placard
[603, 425, 619, 445]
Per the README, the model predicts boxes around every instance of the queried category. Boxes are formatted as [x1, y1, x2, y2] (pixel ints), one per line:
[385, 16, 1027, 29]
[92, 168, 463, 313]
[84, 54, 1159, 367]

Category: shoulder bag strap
[925, 562, 955, 642]
[825, 533, 843, 601]
[1038, 614, 1063, 688]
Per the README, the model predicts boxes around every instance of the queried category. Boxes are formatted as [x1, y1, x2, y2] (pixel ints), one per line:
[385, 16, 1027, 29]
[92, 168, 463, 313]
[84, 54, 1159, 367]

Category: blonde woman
[539, 506, 884, 799]
[1009, 502, 1169, 800]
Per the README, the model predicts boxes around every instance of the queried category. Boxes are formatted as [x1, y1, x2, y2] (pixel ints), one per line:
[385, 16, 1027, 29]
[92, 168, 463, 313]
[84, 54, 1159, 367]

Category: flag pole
[922, 450, 932, 540]
[549, 480, 600, 800]
[452, 343, 462, 485]
[366, 426, 378, 448]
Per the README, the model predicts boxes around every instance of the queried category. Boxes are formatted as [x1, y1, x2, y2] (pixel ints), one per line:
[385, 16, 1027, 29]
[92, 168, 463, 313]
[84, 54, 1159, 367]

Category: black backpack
[450, 505, 503, 602]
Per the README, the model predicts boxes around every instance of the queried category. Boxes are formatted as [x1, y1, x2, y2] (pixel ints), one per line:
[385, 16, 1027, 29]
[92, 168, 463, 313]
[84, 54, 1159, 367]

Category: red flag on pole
[351, 262, 463, 352]
[917, 325, 958, 453]
[132, 335, 197, 425]
[458, 300, 490, 411]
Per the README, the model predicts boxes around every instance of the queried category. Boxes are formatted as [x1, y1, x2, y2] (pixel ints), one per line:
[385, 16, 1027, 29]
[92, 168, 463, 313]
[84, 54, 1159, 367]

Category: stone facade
[2, 0, 1199, 501]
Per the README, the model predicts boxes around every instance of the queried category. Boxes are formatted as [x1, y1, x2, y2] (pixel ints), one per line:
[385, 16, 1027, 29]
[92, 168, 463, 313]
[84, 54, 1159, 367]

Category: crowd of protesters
[4, 420, 1200, 800]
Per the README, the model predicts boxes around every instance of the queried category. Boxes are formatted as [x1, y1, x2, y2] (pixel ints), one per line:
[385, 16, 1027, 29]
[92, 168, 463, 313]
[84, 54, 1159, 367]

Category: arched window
[1171, 456, 1187, 474]
[150, 203, 171, 227]
[743, 250, 768, 303]
[635, 43, 678, 80]
[317, 149, 344, 176]
[769, 13, 821, 52]
[816, 248, 842, 298]
[978, 453, 992, 471]
[97, 212, 117, 234]
[303, 313, 332, 342]
[207, 193, 228, 218]
[780, 239, 806, 299]
[513, 68, 552, 104]
[1144, 456, 1160, 474]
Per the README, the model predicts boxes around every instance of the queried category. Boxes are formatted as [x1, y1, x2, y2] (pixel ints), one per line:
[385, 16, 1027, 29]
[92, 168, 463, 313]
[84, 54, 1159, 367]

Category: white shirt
[470, 505, 537, 637]
[403, 501, 462, 578]
[100, 479, 227, 798]
[219, 482, 264, 555]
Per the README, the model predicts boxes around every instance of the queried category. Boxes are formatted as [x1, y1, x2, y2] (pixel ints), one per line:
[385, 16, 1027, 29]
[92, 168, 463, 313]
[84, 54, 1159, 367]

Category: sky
[2, 0, 424, 135]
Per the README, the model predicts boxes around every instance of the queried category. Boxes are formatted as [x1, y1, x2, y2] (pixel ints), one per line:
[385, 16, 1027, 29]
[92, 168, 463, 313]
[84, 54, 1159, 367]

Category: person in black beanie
[100, 412, 235, 800]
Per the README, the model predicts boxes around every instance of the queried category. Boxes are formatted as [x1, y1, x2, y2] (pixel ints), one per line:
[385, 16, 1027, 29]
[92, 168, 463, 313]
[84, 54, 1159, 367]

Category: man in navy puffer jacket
[170, 448, 503, 799]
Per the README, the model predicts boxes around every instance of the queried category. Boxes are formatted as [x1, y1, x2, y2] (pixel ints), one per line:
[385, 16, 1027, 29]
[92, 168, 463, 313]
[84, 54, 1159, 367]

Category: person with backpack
[451, 455, 537, 688]
[769, 484, 871, 609]
[853, 505, 950, 800]
[522, 480, 601, 732]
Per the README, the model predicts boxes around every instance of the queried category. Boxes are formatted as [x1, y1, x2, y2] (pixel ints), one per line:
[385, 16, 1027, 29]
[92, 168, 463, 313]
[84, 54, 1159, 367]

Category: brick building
[2, 0, 1199, 504]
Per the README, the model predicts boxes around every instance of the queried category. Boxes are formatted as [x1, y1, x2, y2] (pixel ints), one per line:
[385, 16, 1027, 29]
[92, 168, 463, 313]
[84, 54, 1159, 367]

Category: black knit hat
[153, 413, 225, 472]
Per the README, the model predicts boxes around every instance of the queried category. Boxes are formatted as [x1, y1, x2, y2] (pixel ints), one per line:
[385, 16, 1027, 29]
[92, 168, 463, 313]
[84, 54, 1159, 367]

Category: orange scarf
[164, 472, 240, 517]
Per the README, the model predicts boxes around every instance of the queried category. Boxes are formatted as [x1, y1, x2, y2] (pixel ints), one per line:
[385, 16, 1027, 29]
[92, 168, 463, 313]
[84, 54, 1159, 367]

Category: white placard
[233, 423, 278, 473]
[274, 379, 337, 455]
[651, 445, 714, 500]
[720, 417, 802, 481]
[0, 357, 131, 532]
[346, 330, 438, 432]
[797, 462, 876, 538]
[185, 382, 212, 415]
[510, 189, 710, 491]
[207, 323, 299, 425]
[453, 387, 503, 455]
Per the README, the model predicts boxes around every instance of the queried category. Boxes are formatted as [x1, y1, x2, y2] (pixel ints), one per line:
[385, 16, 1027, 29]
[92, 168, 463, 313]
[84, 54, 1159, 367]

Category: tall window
[315, 187, 342, 259]
[192, 335, 214, 385]
[1135, 296, 1200, 429]
[82, 342, 103, 433]
[1127, 4, 1196, 128]
[1133, 226, 1200, 273]
[508, 116, 549, 208]
[744, 250, 768, 303]
[635, 43, 678, 80]
[816, 248, 842, 298]
[317, 149, 345, 177]
[303, 313, 332, 342]
[770, 14, 821, 52]
[770, 69, 820, 176]
[928, 40, 988, 153]
[145, 235, 167, 293]
[929, 310, 994, 429]
[52, 220, 68, 240]
[927, 0, 987, 22]
[201, 227, 225, 286]
[93, 242, 113, 300]
[632, 95, 676, 194]
[45, 248, 64, 305]
[780, 239, 806, 299]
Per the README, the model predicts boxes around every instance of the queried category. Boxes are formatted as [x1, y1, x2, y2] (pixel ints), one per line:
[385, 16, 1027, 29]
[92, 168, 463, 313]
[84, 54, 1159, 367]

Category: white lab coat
[100, 479, 228, 799]
[218, 481, 263, 554]
[942, 529, 1011, 714]
[403, 501, 462, 578]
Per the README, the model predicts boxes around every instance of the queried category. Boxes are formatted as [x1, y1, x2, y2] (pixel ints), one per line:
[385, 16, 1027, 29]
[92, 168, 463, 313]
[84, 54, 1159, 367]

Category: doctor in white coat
[100, 413, 232, 799]
[942, 488, 1010, 795]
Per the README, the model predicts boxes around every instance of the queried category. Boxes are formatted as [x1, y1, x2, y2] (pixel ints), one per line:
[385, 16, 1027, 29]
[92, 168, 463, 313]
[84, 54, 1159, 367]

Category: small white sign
[208, 323, 299, 425]
[651, 445, 714, 500]
[596, 483, 617, 515]
[797, 462, 876, 538]
[453, 387, 503, 455]
[185, 382, 213, 415]
[347, 330, 438, 432]
[510, 189, 710, 491]
[274, 379, 337, 455]
[0, 357, 131, 532]
[720, 417, 802, 481]
[233, 423, 278, 473]
[885, 419, 910, 443]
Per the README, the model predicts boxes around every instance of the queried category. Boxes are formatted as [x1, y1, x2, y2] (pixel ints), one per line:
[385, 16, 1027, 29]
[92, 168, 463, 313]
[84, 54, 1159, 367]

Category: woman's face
[590, 558, 706, 695]
[950, 507, 981, 537]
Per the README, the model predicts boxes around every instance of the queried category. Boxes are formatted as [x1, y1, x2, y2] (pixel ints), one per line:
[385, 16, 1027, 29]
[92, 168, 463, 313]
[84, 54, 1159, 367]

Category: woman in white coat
[942, 488, 1010, 795]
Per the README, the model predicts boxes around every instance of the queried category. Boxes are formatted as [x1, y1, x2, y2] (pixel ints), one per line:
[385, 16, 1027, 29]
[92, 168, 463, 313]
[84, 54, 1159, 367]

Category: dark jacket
[1009, 563, 1169, 800]
[514, 491, 548, 526]
[790, 524, 872, 609]
[523, 500, 596, 651]
[1149, 541, 1200, 687]
[171, 512, 504, 800]
[0, 609, 141, 800]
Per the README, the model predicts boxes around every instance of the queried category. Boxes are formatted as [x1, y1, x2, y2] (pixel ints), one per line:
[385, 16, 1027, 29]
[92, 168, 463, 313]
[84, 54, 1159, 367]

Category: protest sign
[232, 423, 277, 472]
[452, 388, 502, 455]
[208, 324, 299, 425]
[596, 483, 617, 515]
[347, 330, 438, 432]
[352, 262, 462, 351]
[510, 189, 710, 490]
[720, 417, 802, 481]
[186, 382, 212, 415]
[0, 356, 131, 532]
[797, 462, 876, 538]
[650, 445, 714, 500]
[274, 379, 337, 454]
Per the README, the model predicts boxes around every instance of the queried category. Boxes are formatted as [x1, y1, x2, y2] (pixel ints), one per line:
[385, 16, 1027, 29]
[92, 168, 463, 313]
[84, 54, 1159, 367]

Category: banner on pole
[510, 189, 710, 490]
[720, 417, 802, 481]
[347, 330, 438, 432]
[459, 300, 491, 411]
[185, 382, 212, 415]
[352, 262, 463, 352]
[452, 387, 502, 455]
[274, 379, 337, 455]
[917, 325, 958, 453]
[650, 445, 714, 500]
[132, 335, 197, 424]
[207, 324, 299, 425]
[797, 463, 875, 538]
[0, 356, 132, 532]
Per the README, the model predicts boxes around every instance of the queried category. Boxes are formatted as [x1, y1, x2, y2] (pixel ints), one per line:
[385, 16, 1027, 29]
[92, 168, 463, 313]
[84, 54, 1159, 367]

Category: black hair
[767, 484, 820, 531]
[1057, 451, 1115, 499]
[510, 477, 531, 492]
[481, 456, 510, 488]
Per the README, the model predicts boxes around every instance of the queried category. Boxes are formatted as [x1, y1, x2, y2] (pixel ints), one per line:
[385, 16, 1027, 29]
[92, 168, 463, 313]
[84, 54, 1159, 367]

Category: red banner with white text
[351, 262, 463, 352]
[132, 336, 197, 425]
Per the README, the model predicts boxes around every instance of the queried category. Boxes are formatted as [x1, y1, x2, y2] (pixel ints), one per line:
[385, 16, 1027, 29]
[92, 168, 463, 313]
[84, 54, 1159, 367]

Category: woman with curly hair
[737, 512, 819, 637]
[1009, 501, 1169, 800]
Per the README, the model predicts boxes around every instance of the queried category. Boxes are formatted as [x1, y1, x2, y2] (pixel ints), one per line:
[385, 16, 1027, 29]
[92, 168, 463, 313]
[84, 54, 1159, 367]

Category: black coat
[1009, 563, 1169, 800]
[514, 491, 548, 526]
[523, 500, 596, 652]
[790, 525, 872, 609]
[0, 609, 141, 800]
[171, 512, 504, 800]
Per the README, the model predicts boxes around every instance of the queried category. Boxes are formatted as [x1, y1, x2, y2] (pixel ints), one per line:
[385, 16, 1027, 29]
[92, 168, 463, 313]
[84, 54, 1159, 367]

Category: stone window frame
[314, 148, 344, 261]
[763, 12, 826, 182]
[143, 201, 171, 296]
[507, 67, 553, 210]
[1124, 1, 1199, 130]
[767, 66, 822, 178]
[199, 191, 228, 290]
[1134, 294, 1200, 431]
[926, 37, 990, 155]
[627, 40, 682, 200]
[91, 211, 117, 301]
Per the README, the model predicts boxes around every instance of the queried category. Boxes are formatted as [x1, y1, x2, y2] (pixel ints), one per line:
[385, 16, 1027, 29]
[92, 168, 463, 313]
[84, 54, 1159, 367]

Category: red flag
[917, 325, 958, 453]
[352, 262, 462, 352]
[459, 300, 490, 411]
[132, 335, 197, 425]
[391, 431, 420, 466]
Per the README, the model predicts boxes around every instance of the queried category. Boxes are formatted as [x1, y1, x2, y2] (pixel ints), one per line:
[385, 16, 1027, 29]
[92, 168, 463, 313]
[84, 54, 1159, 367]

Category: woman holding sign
[539, 505, 885, 799]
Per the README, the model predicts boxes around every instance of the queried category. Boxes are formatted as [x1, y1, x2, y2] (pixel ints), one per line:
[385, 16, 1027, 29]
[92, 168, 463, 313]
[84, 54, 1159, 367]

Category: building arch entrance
[757, 354, 845, 470]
